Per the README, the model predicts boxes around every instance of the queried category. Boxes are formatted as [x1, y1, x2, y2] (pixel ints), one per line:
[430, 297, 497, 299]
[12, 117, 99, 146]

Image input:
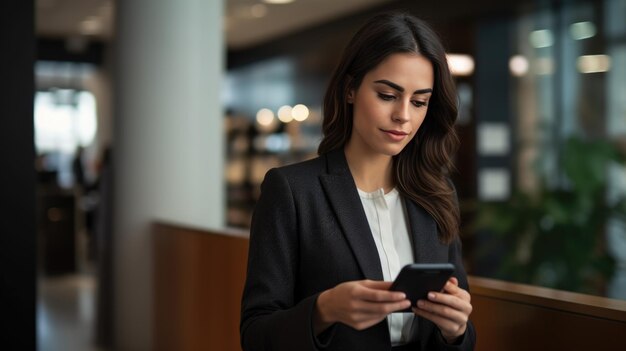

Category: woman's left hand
[412, 276, 472, 344]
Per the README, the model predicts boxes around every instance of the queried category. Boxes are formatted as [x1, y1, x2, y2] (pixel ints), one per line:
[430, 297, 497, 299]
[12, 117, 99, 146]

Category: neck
[344, 144, 394, 193]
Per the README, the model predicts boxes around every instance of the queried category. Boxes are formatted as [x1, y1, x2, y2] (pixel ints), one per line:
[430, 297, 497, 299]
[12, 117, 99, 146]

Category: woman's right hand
[313, 280, 410, 334]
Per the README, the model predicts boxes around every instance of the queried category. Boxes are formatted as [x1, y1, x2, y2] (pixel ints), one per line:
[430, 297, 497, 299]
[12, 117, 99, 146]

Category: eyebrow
[374, 79, 433, 95]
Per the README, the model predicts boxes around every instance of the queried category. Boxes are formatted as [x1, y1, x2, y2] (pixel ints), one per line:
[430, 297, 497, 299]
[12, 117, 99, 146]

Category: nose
[392, 100, 411, 123]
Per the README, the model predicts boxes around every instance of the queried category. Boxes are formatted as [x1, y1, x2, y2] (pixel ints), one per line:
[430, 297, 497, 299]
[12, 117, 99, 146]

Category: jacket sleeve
[433, 237, 476, 351]
[430, 180, 476, 350]
[240, 168, 321, 351]
[436, 183, 476, 351]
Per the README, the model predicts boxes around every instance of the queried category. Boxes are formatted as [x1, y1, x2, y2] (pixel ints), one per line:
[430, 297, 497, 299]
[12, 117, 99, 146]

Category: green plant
[474, 137, 626, 295]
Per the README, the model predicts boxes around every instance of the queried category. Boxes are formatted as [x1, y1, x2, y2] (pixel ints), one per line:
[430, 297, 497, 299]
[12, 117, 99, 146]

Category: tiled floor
[37, 273, 104, 351]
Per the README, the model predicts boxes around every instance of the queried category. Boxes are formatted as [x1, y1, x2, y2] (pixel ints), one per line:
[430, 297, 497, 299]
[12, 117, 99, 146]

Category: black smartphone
[389, 263, 455, 313]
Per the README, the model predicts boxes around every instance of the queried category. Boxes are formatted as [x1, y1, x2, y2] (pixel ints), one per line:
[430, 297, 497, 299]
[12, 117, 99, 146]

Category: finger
[361, 280, 394, 290]
[413, 307, 466, 339]
[442, 280, 461, 294]
[357, 284, 406, 302]
[412, 307, 459, 332]
[449, 277, 459, 286]
[416, 299, 470, 325]
[355, 299, 412, 315]
[441, 282, 471, 302]
[428, 292, 472, 313]
[360, 289, 407, 303]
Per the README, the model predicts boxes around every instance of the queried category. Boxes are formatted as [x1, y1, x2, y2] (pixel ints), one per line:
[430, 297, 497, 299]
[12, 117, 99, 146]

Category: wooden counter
[153, 223, 626, 351]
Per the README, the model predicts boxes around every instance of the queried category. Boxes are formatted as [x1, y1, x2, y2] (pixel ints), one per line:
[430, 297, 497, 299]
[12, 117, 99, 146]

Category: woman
[241, 12, 475, 351]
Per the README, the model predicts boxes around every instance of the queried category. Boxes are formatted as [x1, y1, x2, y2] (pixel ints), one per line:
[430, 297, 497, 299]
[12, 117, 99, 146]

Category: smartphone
[389, 263, 455, 313]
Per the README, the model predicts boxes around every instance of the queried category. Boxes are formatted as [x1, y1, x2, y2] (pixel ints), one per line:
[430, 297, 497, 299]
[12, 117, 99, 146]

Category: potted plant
[474, 137, 626, 295]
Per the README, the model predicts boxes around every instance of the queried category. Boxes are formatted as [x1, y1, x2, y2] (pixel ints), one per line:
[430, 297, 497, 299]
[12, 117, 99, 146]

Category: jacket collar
[319, 149, 447, 281]
[404, 199, 448, 263]
[320, 149, 384, 280]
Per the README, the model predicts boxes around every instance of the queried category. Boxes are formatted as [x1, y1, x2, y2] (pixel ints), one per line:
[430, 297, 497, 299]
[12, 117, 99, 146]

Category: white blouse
[357, 187, 414, 346]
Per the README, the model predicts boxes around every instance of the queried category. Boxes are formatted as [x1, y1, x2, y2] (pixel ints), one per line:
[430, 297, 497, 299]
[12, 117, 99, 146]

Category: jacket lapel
[319, 149, 384, 281]
[404, 199, 449, 263]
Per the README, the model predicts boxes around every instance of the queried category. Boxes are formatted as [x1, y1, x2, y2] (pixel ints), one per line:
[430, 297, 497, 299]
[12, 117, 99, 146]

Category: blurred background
[4, 0, 626, 349]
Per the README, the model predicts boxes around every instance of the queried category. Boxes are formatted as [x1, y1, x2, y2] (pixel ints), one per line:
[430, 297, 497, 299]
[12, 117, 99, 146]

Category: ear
[347, 90, 355, 104]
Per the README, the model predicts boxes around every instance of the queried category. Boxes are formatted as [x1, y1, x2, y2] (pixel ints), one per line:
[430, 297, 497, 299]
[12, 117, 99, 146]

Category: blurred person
[241, 12, 475, 351]
[72, 146, 86, 192]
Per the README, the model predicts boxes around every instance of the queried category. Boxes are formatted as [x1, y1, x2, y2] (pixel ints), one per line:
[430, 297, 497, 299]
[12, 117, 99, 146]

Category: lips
[382, 129, 409, 136]
[381, 129, 410, 141]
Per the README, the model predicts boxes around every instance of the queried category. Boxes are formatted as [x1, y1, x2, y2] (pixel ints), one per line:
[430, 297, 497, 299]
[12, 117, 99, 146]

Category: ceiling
[36, 0, 394, 49]
[36, 0, 114, 40]
[225, 0, 394, 49]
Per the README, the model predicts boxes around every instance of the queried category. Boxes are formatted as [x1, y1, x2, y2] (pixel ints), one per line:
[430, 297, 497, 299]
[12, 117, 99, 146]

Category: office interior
[2, 0, 626, 350]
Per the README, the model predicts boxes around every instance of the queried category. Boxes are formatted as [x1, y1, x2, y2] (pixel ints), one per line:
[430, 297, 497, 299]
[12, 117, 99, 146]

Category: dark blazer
[240, 149, 476, 351]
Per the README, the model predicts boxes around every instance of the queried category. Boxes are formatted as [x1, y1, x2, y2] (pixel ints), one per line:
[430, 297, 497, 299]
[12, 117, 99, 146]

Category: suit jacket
[240, 149, 476, 351]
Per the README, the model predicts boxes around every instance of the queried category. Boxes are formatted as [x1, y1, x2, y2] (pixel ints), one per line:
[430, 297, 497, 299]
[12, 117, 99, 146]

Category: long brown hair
[318, 12, 460, 244]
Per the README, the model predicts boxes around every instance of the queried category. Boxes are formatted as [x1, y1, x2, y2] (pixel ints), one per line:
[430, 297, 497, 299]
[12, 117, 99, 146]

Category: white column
[113, 0, 224, 349]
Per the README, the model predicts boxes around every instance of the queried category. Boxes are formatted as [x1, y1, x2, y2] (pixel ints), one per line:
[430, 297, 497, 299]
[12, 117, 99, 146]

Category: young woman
[241, 12, 475, 351]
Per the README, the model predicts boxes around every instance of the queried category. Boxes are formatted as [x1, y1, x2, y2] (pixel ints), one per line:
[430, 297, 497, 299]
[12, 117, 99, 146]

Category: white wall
[113, 0, 224, 349]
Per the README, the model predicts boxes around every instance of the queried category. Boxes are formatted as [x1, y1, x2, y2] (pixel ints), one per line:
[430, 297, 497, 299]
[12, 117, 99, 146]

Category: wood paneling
[469, 276, 626, 351]
[153, 223, 249, 351]
[153, 224, 626, 351]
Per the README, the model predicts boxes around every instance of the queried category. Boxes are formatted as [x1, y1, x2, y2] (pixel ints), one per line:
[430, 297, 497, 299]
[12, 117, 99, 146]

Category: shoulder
[265, 154, 327, 183]
[258, 155, 327, 207]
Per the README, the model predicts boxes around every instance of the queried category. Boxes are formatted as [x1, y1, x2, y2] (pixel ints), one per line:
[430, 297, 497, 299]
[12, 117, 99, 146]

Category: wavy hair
[318, 12, 460, 244]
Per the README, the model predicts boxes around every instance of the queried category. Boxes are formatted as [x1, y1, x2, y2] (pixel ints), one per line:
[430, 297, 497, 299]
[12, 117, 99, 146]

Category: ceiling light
[577, 55, 611, 73]
[570, 21, 596, 40]
[251, 4, 268, 18]
[291, 104, 309, 122]
[80, 17, 102, 35]
[263, 0, 295, 4]
[277, 105, 293, 123]
[509, 55, 529, 77]
[529, 29, 554, 48]
[256, 108, 275, 126]
[446, 54, 474, 76]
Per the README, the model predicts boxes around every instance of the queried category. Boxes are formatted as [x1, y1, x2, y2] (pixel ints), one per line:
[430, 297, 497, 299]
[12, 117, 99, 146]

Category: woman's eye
[412, 100, 427, 108]
[377, 93, 395, 101]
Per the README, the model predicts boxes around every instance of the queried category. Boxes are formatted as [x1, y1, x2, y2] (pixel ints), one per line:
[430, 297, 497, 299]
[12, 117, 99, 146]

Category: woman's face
[347, 52, 433, 158]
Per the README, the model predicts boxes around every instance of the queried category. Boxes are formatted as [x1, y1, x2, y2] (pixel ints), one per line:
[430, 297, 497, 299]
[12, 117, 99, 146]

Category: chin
[377, 145, 405, 157]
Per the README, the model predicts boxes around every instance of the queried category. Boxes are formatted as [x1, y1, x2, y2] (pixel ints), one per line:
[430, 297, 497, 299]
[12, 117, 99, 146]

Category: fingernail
[417, 300, 425, 307]
[398, 293, 406, 299]
[428, 292, 436, 300]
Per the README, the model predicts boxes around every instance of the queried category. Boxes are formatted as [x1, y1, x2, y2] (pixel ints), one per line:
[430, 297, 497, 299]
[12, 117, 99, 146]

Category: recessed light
[263, 0, 295, 4]
[251, 4, 268, 18]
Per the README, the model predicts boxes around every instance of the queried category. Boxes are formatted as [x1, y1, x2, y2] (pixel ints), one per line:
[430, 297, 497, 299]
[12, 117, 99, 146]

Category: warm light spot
[577, 55, 611, 73]
[256, 108, 275, 126]
[509, 55, 529, 77]
[277, 105, 293, 123]
[251, 4, 268, 18]
[291, 104, 309, 122]
[446, 54, 474, 76]
[80, 16, 102, 35]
